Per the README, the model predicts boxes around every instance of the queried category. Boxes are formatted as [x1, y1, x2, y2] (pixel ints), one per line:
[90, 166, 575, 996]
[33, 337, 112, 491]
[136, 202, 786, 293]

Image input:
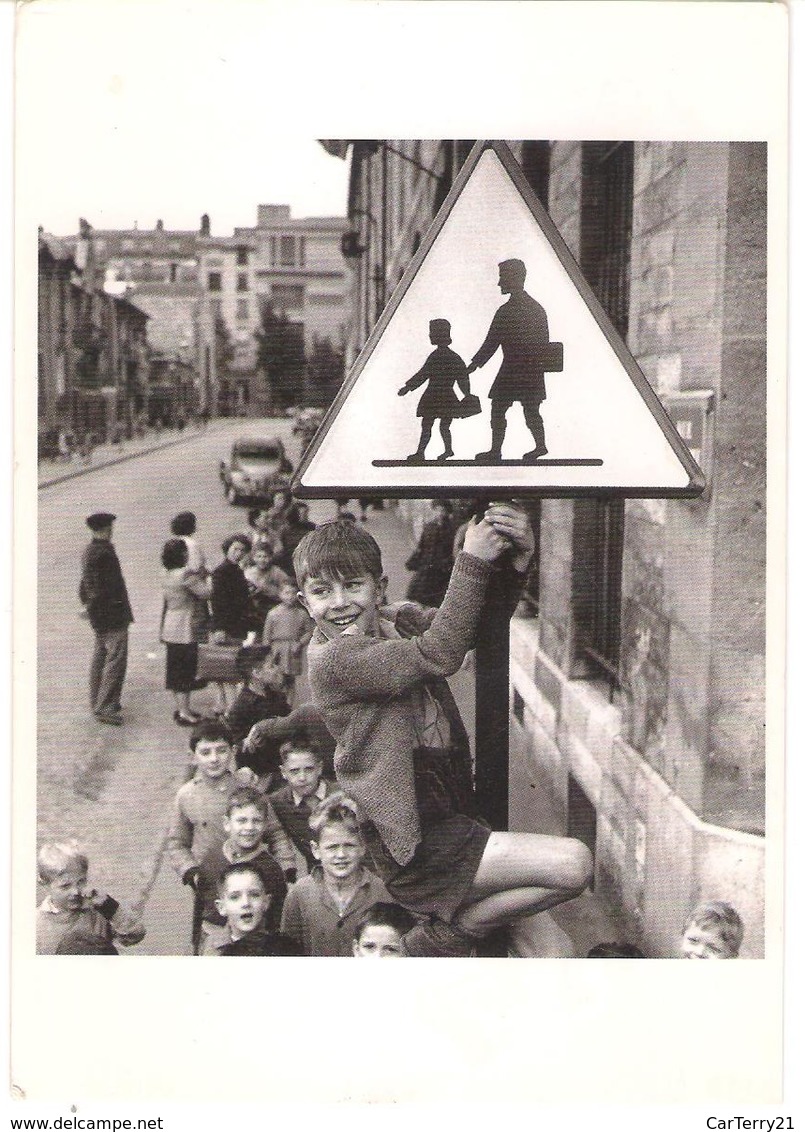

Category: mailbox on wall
[662, 389, 715, 501]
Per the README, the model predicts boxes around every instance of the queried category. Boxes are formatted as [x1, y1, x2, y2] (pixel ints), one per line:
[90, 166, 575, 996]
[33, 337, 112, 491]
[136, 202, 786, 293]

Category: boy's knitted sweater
[307, 551, 522, 866]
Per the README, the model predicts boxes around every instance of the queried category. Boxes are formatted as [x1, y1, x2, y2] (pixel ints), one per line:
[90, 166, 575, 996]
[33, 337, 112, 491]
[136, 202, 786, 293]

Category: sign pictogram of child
[398, 319, 474, 463]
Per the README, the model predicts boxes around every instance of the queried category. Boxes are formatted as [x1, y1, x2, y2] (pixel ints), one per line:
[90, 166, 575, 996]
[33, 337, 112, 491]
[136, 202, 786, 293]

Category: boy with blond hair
[280, 794, 391, 956]
[37, 840, 145, 954]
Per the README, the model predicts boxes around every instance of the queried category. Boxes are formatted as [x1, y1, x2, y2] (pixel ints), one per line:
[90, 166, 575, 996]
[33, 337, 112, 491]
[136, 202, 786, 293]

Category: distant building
[70, 218, 206, 421]
[38, 228, 150, 448]
[341, 139, 767, 958]
[78, 207, 349, 417]
[197, 233, 259, 416]
[234, 204, 348, 354]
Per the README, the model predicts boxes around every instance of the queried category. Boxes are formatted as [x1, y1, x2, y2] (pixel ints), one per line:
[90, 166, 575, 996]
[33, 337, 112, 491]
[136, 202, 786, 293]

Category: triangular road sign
[293, 141, 705, 499]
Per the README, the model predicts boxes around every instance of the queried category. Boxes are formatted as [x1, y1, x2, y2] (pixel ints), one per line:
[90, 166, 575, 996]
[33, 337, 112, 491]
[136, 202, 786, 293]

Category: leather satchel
[196, 642, 241, 683]
[454, 393, 482, 419]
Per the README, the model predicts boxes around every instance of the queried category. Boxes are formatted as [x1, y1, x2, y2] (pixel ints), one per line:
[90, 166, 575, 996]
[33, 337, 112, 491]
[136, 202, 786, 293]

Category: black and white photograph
[8, 0, 794, 1119]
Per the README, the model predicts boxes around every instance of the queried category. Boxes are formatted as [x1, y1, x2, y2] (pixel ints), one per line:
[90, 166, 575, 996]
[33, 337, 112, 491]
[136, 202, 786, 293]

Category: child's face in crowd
[46, 867, 89, 913]
[253, 657, 285, 692]
[312, 822, 364, 882]
[226, 540, 248, 565]
[253, 546, 271, 570]
[215, 871, 269, 938]
[353, 924, 406, 958]
[224, 804, 267, 852]
[680, 923, 733, 959]
[300, 572, 384, 639]
[281, 750, 322, 799]
[279, 583, 297, 607]
[193, 738, 233, 780]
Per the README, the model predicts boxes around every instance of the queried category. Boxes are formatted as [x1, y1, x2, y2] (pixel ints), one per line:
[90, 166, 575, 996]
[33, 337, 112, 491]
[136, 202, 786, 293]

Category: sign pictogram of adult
[466, 257, 564, 464]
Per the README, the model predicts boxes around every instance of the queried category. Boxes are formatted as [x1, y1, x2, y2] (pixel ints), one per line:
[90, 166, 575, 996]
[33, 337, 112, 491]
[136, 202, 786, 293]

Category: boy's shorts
[403, 917, 478, 959]
[385, 814, 491, 922]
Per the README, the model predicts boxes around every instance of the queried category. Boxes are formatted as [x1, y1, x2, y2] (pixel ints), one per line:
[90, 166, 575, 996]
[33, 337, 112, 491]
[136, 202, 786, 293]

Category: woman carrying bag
[207, 534, 253, 716]
[160, 538, 212, 726]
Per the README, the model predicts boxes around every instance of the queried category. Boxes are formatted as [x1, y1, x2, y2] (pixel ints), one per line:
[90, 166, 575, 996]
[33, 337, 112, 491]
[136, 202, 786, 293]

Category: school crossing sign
[292, 141, 704, 499]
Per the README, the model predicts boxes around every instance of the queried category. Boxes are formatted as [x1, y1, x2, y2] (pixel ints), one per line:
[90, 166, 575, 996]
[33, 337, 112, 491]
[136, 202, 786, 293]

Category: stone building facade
[341, 139, 767, 957]
[234, 204, 348, 356]
[38, 230, 151, 447]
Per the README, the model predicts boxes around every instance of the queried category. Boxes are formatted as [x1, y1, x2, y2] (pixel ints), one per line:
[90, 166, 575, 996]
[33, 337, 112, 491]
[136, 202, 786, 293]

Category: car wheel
[226, 485, 241, 505]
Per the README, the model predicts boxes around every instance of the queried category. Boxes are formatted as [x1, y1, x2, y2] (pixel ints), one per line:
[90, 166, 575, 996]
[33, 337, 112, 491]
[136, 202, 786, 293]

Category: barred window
[571, 141, 634, 685]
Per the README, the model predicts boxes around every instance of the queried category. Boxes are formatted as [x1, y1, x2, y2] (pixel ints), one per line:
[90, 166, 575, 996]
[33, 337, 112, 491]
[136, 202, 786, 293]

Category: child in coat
[295, 513, 592, 957]
[262, 580, 313, 701]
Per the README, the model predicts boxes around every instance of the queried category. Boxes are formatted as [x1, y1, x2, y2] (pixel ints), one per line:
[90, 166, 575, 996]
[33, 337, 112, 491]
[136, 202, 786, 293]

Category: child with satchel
[296, 512, 593, 958]
[397, 318, 478, 463]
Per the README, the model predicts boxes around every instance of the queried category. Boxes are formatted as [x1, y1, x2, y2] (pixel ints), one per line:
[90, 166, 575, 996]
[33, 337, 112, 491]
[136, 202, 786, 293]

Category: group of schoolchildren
[38, 499, 746, 960]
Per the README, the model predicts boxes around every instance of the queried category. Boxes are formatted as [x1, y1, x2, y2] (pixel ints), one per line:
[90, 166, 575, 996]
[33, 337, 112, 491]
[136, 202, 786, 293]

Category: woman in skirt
[160, 538, 212, 725]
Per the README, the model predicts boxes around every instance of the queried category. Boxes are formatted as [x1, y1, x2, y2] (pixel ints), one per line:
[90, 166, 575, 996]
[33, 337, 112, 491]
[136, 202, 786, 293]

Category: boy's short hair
[308, 792, 361, 842]
[38, 840, 89, 883]
[293, 521, 383, 588]
[189, 718, 234, 752]
[684, 900, 744, 957]
[279, 735, 323, 763]
[353, 902, 416, 943]
[226, 785, 268, 818]
[161, 537, 189, 570]
[170, 512, 197, 537]
[587, 942, 646, 958]
[217, 861, 266, 897]
[222, 533, 251, 555]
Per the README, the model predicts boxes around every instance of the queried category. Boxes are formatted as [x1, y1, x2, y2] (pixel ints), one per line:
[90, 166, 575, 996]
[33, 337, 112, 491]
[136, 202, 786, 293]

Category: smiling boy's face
[224, 803, 266, 852]
[299, 573, 385, 639]
[215, 870, 270, 938]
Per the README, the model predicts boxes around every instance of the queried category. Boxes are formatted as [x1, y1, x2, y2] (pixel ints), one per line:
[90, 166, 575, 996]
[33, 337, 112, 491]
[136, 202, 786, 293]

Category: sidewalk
[38, 421, 225, 489]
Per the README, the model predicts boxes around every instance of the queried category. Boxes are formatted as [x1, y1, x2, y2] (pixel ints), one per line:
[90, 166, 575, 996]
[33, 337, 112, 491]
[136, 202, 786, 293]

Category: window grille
[572, 142, 633, 687]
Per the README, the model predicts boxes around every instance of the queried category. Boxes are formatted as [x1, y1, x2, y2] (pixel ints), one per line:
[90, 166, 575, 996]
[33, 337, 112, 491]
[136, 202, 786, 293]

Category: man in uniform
[467, 258, 552, 463]
[79, 512, 134, 725]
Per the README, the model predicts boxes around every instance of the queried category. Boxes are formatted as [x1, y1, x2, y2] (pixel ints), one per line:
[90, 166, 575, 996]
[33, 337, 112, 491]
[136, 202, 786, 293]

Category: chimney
[200, 213, 210, 236]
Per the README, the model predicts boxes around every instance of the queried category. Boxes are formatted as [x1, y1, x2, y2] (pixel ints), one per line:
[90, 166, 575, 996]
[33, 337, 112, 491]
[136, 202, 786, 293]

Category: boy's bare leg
[455, 885, 581, 936]
[453, 833, 591, 940]
[468, 831, 592, 897]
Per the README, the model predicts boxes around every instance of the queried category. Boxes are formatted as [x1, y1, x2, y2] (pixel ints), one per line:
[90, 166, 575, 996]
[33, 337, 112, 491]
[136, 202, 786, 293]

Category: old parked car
[219, 436, 294, 505]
